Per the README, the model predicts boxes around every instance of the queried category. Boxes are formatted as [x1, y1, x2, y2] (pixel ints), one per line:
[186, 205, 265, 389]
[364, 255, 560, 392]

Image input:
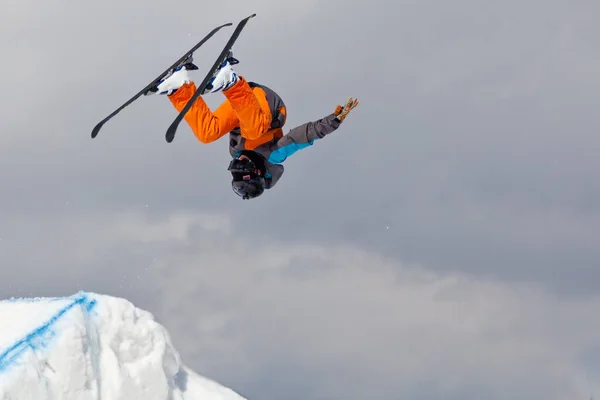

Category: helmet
[227, 157, 266, 200]
[231, 177, 265, 199]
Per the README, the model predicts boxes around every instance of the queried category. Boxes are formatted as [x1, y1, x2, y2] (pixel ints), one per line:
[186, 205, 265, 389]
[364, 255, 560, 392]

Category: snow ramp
[0, 291, 248, 400]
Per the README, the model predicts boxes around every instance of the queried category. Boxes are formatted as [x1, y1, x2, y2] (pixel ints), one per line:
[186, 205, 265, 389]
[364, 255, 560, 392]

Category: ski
[91, 21, 233, 139]
[164, 13, 257, 143]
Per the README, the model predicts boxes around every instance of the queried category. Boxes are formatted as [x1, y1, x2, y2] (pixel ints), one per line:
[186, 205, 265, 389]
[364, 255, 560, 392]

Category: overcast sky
[1, 0, 599, 399]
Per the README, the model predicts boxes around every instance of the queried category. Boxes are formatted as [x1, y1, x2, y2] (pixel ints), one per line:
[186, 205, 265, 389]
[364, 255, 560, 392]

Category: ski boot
[147, 54, 199, 96]
[202, 51, 240, 94]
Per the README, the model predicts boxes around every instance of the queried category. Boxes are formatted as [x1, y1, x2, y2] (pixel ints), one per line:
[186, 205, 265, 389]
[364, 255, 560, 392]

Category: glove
[334, 97, 359, 121]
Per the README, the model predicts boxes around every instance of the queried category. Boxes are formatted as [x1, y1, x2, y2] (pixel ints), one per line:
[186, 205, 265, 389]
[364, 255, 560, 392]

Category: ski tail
[165, 13, 257, 143]
[91, 22, 233, 139]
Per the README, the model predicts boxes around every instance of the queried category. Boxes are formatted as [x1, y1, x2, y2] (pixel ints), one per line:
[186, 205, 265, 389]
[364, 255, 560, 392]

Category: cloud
[1, 0, 599, 297]
[1, 0, 600, 398]
[1, 208, 599, 399]
[98, 210, 600, 400]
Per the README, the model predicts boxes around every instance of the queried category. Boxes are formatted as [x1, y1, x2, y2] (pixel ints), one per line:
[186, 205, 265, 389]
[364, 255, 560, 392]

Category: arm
[267, 113, 342, 164]
[267, 97, 358, 164]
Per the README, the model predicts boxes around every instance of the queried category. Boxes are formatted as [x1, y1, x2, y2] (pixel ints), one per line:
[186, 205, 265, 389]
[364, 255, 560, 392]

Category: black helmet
[227, 156, 266, 200]
[231, 177, 265, 199]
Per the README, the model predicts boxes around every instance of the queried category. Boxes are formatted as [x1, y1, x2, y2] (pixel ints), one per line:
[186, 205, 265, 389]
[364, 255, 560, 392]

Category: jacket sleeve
[267, 113, 342, 164]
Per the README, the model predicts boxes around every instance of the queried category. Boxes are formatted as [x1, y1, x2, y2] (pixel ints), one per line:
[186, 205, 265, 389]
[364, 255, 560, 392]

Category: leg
[205, 59, 273, 141]
[168, 82, 239, 143]
[156, 57, 271, 143]
[221, 76, 272, 141]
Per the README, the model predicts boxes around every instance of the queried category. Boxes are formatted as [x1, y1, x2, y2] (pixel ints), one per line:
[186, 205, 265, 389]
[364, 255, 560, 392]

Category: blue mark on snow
[0, 292, 97, 373]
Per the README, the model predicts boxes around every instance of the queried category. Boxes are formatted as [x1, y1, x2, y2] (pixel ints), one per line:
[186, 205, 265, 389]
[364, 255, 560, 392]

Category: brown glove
[334, 97, 359, 121]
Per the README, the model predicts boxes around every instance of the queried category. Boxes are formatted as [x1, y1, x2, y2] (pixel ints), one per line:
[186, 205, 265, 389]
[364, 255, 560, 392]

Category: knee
[194, 132, 214, 144]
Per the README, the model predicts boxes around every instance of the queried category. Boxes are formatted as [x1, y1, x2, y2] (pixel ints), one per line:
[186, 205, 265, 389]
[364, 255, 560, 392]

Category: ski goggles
[227, 157, 256, 174]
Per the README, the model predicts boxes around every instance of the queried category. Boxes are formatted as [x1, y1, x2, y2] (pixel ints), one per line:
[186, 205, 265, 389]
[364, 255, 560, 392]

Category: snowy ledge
[0, 291, 248, 400]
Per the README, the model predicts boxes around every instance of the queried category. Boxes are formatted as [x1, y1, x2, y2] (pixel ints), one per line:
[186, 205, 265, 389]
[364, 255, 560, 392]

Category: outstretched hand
[334, 97, 359, 121]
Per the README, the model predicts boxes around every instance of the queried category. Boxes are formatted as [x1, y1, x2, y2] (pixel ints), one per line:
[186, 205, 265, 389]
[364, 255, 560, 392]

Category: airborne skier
[153, 54, 358, 200]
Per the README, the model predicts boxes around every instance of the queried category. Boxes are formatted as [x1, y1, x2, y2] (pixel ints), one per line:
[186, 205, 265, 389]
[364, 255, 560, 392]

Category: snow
[0, 292, 248, 400]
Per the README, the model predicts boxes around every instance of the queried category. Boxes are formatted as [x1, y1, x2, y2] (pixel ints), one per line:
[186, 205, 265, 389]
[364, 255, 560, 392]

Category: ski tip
[248, 13, 257, 18]
[165, 125, 176, 143]
[91, 122, 103, 138]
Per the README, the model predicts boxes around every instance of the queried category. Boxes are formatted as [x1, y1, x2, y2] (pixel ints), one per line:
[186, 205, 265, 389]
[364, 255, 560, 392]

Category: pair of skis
[91, 13, 256, 143]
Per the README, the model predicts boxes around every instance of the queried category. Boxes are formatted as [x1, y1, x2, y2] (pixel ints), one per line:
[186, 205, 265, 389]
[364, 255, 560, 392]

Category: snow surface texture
[0, 292, 248, 400]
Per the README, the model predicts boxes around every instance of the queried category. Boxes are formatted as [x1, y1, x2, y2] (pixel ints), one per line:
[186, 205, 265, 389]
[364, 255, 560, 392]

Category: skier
[153, 54, 358, 200]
